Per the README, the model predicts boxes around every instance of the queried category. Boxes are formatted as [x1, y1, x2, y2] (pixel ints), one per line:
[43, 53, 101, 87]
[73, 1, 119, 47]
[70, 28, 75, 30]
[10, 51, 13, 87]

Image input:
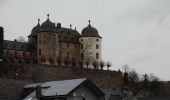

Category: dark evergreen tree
[123, 71, 129, 86]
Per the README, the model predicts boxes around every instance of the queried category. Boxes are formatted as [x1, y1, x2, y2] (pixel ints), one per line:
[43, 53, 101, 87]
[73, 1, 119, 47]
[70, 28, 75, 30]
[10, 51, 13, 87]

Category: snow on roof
[24, 78, 86, 97]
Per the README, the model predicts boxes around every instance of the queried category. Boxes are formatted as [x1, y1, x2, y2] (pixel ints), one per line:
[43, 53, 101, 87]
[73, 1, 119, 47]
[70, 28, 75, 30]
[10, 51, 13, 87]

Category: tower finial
[70, 24, 72, 29]
[88, 20, 91, 25]
[47, 14, 49, 19]
[38, 18, 40, 23]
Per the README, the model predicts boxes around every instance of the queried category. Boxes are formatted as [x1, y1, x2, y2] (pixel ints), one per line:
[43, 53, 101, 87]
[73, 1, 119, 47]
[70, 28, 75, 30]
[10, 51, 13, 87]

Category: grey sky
[1, 0, 170, 80]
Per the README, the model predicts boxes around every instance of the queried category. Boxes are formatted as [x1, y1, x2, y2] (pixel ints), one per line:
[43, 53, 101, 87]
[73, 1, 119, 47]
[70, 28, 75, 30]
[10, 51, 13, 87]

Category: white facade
[79, 37, 102, 68]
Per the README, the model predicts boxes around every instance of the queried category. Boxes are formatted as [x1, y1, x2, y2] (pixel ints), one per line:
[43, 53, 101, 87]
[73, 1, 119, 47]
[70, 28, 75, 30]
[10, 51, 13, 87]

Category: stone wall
[38, 32, 59, 64]
[0, 78, 32, 100]
[59, 42, 80, 62]
[4, 64, 122, 89]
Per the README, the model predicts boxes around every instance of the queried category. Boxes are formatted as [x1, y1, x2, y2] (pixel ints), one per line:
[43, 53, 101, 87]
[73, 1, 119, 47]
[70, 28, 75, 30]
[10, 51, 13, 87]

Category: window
[96, 39, 99, 41]
[96, 44, 99, 49]
[82, 97, 85, 100]
[81, 44, 83, 49]
[81, 39, 83, 42]
[39, 49, 41, 55]
[81, 53, 84, 59]
[96, 53, 99, 59]
[21, 45, 24, 50]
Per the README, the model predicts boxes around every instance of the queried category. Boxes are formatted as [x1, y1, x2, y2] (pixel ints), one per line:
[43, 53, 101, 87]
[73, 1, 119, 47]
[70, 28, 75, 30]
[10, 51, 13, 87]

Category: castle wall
[5, 64, 122, 89]
[38, 32, 59, 64]
[59, 42, 80, 63]
[28, 36, 37, 48]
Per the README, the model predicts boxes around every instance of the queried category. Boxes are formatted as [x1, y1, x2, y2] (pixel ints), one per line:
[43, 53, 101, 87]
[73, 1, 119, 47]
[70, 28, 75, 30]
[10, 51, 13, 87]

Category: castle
[1, 14, 102, 68]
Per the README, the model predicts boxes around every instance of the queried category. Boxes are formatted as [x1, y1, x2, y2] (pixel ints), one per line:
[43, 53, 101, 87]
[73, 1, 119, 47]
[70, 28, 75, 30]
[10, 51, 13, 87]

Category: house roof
[4, 40, 36, 52]
[23, 78, 104, 100]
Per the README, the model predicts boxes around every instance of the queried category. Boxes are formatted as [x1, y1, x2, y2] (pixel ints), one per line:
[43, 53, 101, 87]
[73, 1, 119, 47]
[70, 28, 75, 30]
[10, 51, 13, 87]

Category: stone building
[3, 14, 102, 68]
[0, 27, 3, 62]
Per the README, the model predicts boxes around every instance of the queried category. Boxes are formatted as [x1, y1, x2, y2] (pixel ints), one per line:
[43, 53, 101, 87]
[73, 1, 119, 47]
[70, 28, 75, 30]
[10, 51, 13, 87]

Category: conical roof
[28, 19, 40, 37]
[81, 20, 101, 38]
[40, 14, 56, 32]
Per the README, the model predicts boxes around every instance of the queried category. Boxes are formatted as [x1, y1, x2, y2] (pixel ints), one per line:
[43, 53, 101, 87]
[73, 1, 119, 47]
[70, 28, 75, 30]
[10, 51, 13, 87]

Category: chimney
[57, 23, 61, 28]
[36, 85, 42, 99]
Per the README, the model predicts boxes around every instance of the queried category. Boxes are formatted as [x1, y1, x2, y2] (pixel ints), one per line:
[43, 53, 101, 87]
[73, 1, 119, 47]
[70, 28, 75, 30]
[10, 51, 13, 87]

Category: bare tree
[17, 36, 26, 42]
[93, 61, 98, 69]
[141, 73, 150, 91]
[80, 40, 93, 66]
[49, 57, 54, 64]
[149, 73, 161, 95]
[128, 70, 139, 89]
[122, 64, 130, 72]
[85, 58, 90, 68]
[100, 61, 105, 70]
[106, 62, 112, 70]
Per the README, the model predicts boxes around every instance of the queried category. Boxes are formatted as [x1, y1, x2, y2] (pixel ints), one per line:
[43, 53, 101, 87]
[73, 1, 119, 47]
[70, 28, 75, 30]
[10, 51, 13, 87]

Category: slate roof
[58, 28, 80, 43]
[28, 20, 81, 43]
[28, 23, 40, 37]
[81, 24, 101, 38]
[23, 78, 104, 100]
[4, 40, 36, 52]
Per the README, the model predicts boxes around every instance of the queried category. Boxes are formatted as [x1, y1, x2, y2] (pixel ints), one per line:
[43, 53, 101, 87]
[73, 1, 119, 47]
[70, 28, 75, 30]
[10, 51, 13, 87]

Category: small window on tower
[81, 39, 83, 42]
[81, 44, 83, 49]
[96, 39, 99, 41]
[39, 49, 41, 55]
[96, 53, 99, 59]
[96, 44, 99, 49]
[81, 53, 84, 59]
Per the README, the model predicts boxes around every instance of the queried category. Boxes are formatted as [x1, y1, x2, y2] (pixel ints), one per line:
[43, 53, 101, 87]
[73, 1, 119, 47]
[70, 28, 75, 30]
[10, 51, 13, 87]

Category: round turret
[37, 14, 59, 65]
[80, 20, 102, 69]
[28, 19, 40, 47]
[28, 19, 40, 37]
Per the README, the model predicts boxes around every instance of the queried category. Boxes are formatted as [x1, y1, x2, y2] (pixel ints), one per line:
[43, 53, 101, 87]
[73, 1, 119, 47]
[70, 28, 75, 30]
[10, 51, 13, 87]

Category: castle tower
[37, 14, 59, 65]
[0, 27, 4, 62]
[80, 20, 102, 68]
[28, 19, 40, 48]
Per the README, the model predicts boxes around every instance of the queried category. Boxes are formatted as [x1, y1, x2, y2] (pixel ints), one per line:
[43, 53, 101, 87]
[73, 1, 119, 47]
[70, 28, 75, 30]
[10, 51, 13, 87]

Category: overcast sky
[1, 0, 170, 80]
